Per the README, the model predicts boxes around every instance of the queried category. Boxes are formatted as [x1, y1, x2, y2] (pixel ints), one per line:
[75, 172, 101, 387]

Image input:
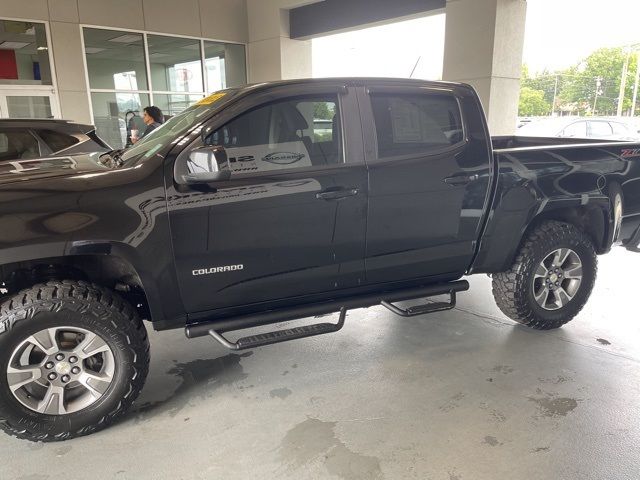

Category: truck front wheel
[492, 221, 597, 329]
[0, 281, 149, 442]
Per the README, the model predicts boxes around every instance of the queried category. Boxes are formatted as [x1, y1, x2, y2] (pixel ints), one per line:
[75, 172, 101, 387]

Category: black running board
[207, 308, 347, 351]
[381, 291, 457, 317]
[185, 280, 469, 350]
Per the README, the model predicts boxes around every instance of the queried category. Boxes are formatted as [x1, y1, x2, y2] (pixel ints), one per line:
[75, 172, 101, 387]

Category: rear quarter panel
[471, 142, 640, 273]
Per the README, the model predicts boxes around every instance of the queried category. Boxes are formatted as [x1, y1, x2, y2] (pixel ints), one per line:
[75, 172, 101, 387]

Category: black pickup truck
[1, 78, 639, 442]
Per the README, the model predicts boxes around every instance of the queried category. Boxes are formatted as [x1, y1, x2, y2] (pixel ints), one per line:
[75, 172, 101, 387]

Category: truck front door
[357, 84, 492, 284]
[167, 85, 367, 314]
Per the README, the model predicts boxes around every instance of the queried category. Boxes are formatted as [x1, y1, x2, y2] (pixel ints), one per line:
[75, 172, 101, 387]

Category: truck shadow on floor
[130, 351, 253, 421]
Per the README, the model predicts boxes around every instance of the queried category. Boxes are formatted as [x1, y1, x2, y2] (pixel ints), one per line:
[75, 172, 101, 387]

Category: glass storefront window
[6, 95, 52, 118]
[82, 27, 246, 147]
[0, 20, 52, 85]
[154, 93, 203, 116]
[83, 28, 148, 91]
[90, 92, 149, 149]
[204, 41, 246, 92]
[147, 35, 203, 93]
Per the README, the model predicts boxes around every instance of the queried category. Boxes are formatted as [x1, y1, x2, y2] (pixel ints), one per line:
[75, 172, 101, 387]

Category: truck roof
[237, 76, 469, 92]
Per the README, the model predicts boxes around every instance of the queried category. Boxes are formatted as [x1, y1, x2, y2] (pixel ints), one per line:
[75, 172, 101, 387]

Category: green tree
[519, 86, 552, 116]
[313, 102, 332, 120]
[521, 65, 558, 107]
[558, 47, 638, 116]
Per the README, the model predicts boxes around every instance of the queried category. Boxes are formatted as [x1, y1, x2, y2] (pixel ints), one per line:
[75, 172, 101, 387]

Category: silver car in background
[517, 117, 640, 141]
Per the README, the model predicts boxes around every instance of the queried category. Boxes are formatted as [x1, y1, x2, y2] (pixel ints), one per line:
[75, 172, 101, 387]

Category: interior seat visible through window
[198, 95, 343, 174]
[0, 131, 40, 160]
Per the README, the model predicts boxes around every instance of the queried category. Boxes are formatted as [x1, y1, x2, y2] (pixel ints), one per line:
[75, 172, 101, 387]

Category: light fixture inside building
[0, 41, 30, 50]
[109, 34, 141, 44]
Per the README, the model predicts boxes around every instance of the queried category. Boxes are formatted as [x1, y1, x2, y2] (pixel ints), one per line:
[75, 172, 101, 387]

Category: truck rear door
[357, 83, 493, 284]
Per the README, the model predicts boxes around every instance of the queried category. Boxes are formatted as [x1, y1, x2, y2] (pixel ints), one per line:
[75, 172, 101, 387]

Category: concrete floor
[2, 249, 640, 480]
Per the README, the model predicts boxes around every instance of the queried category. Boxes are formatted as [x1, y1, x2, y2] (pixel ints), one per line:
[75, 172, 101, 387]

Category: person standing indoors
[132, 106, 164, 143]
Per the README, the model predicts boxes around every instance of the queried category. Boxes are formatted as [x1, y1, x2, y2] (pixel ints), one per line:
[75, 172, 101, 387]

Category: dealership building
[4, 2, 640, 480]
[0, 0, 526, 148]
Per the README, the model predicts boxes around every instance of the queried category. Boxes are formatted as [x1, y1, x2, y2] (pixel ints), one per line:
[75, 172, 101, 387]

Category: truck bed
[483, 135, 640, 268]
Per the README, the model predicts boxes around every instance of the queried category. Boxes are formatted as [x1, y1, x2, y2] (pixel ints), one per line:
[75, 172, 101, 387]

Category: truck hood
[0, 153, 110, 186]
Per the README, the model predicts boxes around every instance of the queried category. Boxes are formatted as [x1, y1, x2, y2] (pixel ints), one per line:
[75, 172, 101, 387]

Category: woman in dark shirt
[132, 106, 164, 143]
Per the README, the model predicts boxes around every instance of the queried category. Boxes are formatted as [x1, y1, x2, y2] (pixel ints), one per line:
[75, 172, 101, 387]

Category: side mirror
[181, 146, 231, 184]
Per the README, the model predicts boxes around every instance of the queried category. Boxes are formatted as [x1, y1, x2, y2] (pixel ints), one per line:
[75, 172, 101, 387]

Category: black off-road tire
[0, 281, 149, 442]
[492, 221, 597, 330]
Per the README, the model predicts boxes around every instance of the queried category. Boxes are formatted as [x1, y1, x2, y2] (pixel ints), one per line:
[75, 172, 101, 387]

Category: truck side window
[200, 95, 342, 174]
[370, 93, 463, 158]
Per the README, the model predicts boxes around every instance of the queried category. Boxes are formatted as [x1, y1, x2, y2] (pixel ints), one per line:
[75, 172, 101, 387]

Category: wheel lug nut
[48, 373, 57, 381]
[555, 282, 559, 286]
[69, 356, 78, 364]
[61, 375, 70, 383]
[45, 362, 54, 369]
[55, 353, 65, 361]
[71, 366, 81, 374]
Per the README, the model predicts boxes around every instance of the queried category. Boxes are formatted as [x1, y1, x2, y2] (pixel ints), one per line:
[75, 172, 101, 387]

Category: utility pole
[593, 77, 602, 115]
[632, 51, 640, 117]
[618, 48, 631, 116]
[552, 74, 559, 116]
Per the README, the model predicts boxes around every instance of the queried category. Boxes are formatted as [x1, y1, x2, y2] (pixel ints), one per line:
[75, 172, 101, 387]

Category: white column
[246, 0, 312, 82]
[443, 0, 527, 135]
[49, 21, 92, 123]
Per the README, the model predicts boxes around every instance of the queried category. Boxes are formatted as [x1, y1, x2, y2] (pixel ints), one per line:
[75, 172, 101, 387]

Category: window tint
[370, 93, 463, 158]
[0, 130, 40, 160]
[589, 121, 613, 138]
[197, 95, 342, 174]
[562, 121, 587, 138]
[38, 129, 80, 153]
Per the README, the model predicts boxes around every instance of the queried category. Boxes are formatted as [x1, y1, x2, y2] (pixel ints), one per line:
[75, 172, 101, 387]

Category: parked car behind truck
[1, 78, 640, 442]
[0, 119, 110, 162]
[518, 116, 640, 141]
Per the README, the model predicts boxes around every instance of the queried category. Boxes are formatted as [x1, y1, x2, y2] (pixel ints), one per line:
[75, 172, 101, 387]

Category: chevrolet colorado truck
[1, 78, 639, 442]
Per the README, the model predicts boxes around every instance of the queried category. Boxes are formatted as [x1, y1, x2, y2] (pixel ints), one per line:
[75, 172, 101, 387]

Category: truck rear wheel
[492, 221, 597, 330]
[0, 281, 149, 442]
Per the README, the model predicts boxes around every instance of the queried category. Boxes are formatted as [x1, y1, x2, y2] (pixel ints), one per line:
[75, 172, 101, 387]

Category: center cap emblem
[56, 362, 71, 375]
[549, 273, 558, 283]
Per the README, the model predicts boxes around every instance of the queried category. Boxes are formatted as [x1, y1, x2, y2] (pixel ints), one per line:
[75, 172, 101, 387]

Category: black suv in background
[0, 119, 110, 162]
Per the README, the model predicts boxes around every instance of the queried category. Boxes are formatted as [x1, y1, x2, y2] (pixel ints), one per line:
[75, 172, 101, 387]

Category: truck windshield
[119, 89, 238, 166]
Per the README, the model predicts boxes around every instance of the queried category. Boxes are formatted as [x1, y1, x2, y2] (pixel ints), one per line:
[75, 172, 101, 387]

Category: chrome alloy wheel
[6, 326, 115, 415]
[533, 248, 583, 311]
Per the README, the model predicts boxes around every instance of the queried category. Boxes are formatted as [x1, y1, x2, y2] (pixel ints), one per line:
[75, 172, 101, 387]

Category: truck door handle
[443, 174, 479, 186]
[316, 187, 359, 200]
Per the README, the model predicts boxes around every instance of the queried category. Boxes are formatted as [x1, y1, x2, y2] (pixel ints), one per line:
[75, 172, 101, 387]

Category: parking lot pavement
[2, 249, 640, 480]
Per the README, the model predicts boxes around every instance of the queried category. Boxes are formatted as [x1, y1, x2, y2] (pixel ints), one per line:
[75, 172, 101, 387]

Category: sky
[313, 0, 640, 79]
